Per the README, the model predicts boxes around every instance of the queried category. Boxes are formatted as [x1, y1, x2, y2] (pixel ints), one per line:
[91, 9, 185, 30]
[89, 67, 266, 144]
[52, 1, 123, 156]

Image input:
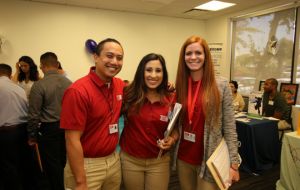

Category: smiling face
[94, 42, 123, 82]
[144, 60, 163, 91]
[185, 42, 205, 77]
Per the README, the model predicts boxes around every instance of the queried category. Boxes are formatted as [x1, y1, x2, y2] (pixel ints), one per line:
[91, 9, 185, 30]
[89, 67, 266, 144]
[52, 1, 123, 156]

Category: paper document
[206, 138, 231, 190]
[157, 103, 182, 158]
[164, 103, 182, 137]
[235, 118, 250, 123]
[263, 117, 279, 121]
[248, 91, 263, 118]
[234, 112, 247, 118]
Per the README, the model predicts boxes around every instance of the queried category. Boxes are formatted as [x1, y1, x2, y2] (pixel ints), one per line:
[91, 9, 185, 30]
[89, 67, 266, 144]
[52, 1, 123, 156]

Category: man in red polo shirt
[60, 38, 125, 190]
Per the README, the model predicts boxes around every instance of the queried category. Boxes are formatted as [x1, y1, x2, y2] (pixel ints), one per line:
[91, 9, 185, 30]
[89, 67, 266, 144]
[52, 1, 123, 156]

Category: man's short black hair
[230, 80, 238, 89]
[95, 38, 123, 55]
[267, 78, 278, 88]
[0, 63, 12, 77]
[40, 52, 58, 67]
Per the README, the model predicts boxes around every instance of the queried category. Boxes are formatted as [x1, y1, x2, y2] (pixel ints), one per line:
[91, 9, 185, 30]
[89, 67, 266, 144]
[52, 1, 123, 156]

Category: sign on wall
[209, 43, 223, 77]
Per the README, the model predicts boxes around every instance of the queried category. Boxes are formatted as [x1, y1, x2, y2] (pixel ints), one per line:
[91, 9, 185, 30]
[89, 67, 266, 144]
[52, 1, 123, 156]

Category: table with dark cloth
[236, 118, 280, 173]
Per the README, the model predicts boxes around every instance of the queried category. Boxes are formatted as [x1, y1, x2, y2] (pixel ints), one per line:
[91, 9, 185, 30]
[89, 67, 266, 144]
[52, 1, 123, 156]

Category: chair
[278, 105, 294, 142]
[278, 83, 298, 142]
[242, 96, 249, 113]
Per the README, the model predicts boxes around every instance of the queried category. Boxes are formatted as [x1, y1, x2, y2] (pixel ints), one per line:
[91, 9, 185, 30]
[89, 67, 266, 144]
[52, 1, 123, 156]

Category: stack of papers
[234, 112, 247, 118]
[235, 118, 250, 123]
[263, 117, 279, 121]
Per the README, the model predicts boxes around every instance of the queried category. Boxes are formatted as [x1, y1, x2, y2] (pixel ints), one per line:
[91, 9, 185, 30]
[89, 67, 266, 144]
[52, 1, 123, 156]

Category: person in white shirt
[0, 63, 36, 190]
[12, 56, 40, 98]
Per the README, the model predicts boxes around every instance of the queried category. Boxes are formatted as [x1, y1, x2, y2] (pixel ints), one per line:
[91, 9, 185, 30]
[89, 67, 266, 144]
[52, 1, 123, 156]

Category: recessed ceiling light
[194, 0, 236, 11]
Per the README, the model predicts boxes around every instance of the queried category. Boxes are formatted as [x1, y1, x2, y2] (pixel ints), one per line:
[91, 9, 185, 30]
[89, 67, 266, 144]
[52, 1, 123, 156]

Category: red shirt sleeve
[60, 88, 88, 131]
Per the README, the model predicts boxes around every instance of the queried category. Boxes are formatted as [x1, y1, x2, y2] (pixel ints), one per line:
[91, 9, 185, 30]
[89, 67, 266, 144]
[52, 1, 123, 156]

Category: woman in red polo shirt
[120, 53, 178, 190]
[174, 36, 240, 190]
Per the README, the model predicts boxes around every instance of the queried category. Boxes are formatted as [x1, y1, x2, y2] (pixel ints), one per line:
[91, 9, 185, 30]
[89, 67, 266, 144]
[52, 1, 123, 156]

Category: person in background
[174, 35, 240, 190]
[61, 38, 125, 190]
[119, 53, 178, 190]
[0, 63, 35, 190]
[262, 78, 290, 129]
[229, 80, 245, 112]
[57, 61, 67, 76]
[27, 52, 72, 190]
[12, 56, 40, 98]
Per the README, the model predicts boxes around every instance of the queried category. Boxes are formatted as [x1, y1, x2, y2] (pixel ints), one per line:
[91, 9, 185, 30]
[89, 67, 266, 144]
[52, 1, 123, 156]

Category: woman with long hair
[174, 35, 240, 190]
[120, 53, 178, 190]
[12, 56, 39, 98]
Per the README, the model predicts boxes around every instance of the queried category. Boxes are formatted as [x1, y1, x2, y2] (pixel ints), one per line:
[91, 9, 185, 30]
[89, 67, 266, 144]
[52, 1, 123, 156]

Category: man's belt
[0, 123, 26, 131]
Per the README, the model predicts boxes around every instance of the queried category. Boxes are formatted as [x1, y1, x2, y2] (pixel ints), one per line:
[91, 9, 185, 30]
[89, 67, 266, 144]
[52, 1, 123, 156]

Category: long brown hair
[123, 53, 170, 115]
[175, 35, 220, 126]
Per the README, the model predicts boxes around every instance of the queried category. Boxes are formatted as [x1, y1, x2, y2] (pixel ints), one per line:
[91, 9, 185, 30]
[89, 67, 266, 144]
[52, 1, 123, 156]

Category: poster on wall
[208, 43, 223, 77]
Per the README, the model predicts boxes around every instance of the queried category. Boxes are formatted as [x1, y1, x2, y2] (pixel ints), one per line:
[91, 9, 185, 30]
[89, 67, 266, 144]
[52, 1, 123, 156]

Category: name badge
[160, 115, 169, 122]
[268, 100, 274, 105]
[109, 124, 118, 134]
[184, 131, 196, 142]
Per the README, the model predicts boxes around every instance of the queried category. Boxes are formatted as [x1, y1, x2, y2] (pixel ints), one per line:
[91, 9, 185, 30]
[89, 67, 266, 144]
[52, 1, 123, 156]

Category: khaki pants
[177, 159, 218, 190]
[64, 151, 121, 190]
[120, 151, 170, 190]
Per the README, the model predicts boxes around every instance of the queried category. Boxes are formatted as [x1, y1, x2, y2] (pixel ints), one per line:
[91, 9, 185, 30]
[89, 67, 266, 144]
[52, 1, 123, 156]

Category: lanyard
[187, 77, 201, 126]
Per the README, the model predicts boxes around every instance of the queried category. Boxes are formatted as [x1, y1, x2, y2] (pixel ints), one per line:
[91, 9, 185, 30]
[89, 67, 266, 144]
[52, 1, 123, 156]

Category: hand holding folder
[157, 103, 182, 159]
[206, 138, 241, 190]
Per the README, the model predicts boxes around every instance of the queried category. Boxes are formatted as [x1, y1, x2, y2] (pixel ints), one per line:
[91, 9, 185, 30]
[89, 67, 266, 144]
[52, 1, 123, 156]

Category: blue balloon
[85, 39, 97, 54]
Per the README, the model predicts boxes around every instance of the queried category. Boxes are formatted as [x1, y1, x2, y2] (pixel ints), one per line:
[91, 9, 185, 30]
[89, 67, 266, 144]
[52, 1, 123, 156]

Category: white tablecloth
[276, 132, 300, 190]
[291, 105, 300, 131]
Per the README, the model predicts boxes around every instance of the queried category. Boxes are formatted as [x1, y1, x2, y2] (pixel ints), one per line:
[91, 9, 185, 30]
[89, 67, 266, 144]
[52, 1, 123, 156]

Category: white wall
[205, 16, 231, 79]
[0, 0, 205, 82]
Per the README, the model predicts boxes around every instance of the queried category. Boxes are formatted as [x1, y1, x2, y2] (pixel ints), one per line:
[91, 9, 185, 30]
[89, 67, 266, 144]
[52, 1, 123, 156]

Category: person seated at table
[229, 80, 245, 112]
[262, 78, 290, 130]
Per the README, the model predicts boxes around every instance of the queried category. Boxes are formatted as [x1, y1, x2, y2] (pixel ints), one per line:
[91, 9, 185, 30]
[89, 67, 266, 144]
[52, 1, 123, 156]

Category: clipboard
[206, 138, 231, 190]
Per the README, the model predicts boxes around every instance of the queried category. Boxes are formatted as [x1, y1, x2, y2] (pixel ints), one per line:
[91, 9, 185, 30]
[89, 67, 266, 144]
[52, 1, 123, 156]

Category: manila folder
[206, 138, 230, 190]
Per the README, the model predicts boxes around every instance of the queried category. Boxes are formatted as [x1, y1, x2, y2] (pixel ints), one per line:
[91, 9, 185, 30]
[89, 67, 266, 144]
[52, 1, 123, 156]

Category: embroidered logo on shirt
[116, 95, 122, 101]
[160, 115, 168, 122]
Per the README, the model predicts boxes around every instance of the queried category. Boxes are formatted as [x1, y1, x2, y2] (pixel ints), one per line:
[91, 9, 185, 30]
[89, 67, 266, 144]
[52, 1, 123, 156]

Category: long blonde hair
[175, 35, 220, 127]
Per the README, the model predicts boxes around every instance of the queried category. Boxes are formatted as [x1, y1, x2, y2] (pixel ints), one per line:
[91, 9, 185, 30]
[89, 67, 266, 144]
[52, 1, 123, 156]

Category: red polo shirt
[60, 67, 124, 157]
[120, 94, 175, 158]
[178, 81, 205, 165]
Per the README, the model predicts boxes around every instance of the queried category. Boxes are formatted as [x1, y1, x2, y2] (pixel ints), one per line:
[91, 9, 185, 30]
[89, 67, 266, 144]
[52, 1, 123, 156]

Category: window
[231, 8, 296, 95]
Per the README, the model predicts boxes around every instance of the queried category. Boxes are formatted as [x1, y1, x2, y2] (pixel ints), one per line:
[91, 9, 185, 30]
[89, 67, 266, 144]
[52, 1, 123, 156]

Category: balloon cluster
[85, 39, 97, 54]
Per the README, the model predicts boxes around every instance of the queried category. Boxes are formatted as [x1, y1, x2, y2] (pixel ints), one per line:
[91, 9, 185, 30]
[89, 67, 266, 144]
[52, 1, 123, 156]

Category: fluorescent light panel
[194, 0, 236, 11]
